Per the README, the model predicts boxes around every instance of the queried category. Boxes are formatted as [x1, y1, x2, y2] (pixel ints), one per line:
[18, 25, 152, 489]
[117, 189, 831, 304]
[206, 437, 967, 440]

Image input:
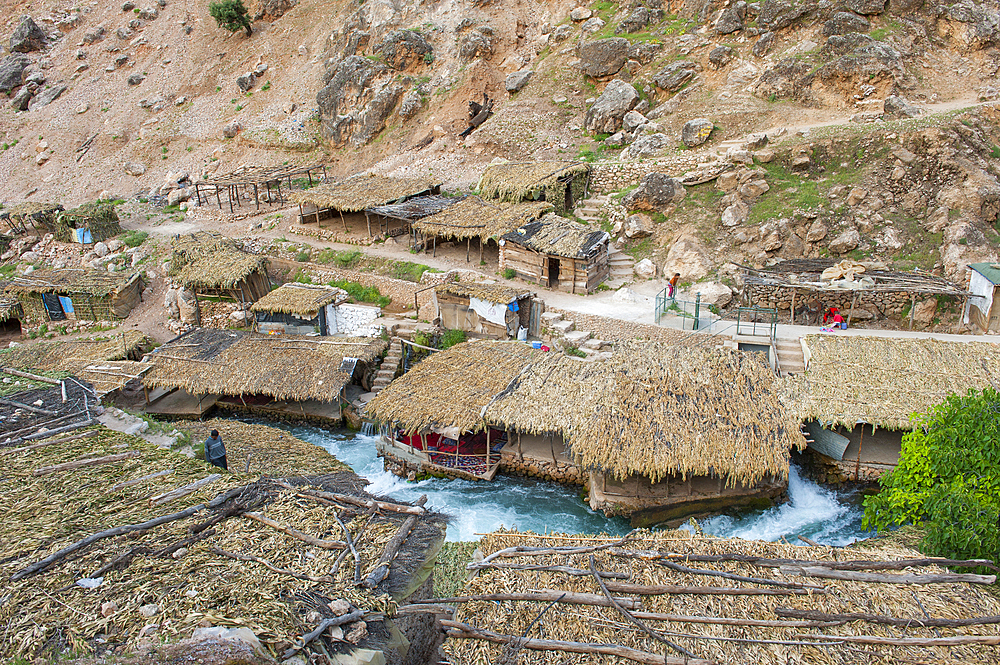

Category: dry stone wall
[589, 155, 703, 193]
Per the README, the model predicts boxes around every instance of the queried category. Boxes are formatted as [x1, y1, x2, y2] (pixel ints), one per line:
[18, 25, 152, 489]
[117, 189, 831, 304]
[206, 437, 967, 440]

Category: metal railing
[735, 306, 778, 340]
[655, 288, 704, 330]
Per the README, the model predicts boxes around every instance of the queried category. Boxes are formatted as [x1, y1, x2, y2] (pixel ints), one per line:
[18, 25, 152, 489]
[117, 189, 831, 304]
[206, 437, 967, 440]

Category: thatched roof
[411, 196, 553, 240]
[169, 232, 268, 290]
[54, 203, 123, 242]
[144, 328, 387, 402]
[3, 202, 63, 228]
[1, 423, 444, 662]
[501, 213, 609, 259]
[75, 360, 154, 396]
[0, 298, 22, 322]
[478, 161, 590, 202]
[365, 340, 542, 434]
[4, 268, 141, 297]
[445, 529, 1000, 665]
[367, 194, 459, 222]
[289, 174, 440, 212]
[251, 283, 348, 316]
[435, 281, 530, 305]
[487, 343, 800, 485]
[786, 334, 1000, 430]
[0, 331, 151, 376]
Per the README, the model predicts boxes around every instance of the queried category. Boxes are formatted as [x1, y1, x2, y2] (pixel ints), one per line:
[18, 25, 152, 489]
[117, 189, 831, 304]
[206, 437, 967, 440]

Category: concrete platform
[145, 389, 218, 418]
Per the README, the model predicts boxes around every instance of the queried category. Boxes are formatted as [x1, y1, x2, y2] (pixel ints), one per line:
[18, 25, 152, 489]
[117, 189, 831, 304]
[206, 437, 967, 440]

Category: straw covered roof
[169, 231, 268, 290]
[290, 173, 440, 212]
[502, 213, 609, 258]
[0, 423, 445, 662]
[411, 196, 553, 240]
[444, 529, 1000, 665]
[435, 281, 530, 305]
[0, 330, 151, 372]
[4, 268, 141, 296]
[365, 340, 542, 434]
[251, 282, 348, 316]
[487, 343, 800, 485]
[477, 161, 590, 202]
[367, 194, 458, 222]
[785, 334, 1000, 430]
[144, 328, 387, 402]
[0, 297, 22, 322]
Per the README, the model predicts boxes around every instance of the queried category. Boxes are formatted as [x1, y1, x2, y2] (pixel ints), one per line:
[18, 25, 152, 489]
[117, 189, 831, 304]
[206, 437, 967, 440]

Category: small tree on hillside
[209, 0, 253, 36]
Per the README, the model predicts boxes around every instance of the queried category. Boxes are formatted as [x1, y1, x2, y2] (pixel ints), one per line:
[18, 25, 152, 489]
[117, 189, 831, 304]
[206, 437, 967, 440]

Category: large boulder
[505, 69, 532, 93]
[11, 16, 47, 53]
[695, 281, 733, 307]
[757, 0, 814, 30]
[715, 1, 747, 34]
[398, 90, 422, 119]
[883, 95, 922, 118]
[708, 45, 735, 68]
[0, 55, 30, 93]
[822, 12, 870, 36]
[577, 38, 630, 78]
[828, 227, 861, 254]
[376, 30, 432, 70]
[944, 1, 1000, 50]
[618, 7, 660, 33]
[10, 86, 32, 111]
[177, 288, 199, 324]
[623, 132, 669, 160]
[844, 0, 886, 15]
[317, 56, 398, 148]
[458, 28, 494, 62]
[622, 172, 686, 210]
[584, 79, 639, 133]
[652, 61, 696, 92]
[29, 83, 68, 109]
[911, 298, 937, 327]
[633, 258, 657, 278]
[664, 234, 711, 280]
[624, 214, 652, 239]
[681, 118, 714, 147]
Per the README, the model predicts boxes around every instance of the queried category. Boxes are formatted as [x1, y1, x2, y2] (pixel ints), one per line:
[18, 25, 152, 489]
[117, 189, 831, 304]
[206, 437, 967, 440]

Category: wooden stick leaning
[363, 495, 427, 588]
[33, 451, 140, 476]
[281, 609, 367, 661]
[441, 621, 715, 665]
[615, 550, 1000, 573]
[334, 511, 362, 586]
[794, 633, 1000, 647]
[589, 554, 700, 661]
[149, 474, 221, 507]
[604, 581, 814, 597]
[656, 559, 825, 590]
[776, 607, 1000, 628]
[1, 430, 99, 456]
[413, 590, 642, 610]
[12, 485, 248, 580]
[467, 561, 630, 579]
[244, 512, 346, 550]
[778, 565, 996, 586]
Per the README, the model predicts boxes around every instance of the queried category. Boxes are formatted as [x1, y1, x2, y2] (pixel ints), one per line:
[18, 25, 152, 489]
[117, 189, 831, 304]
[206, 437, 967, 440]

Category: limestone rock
[604, 131, 626, 147]
[822, 12, 870, 36]
[458, 28, 494, 62]
[622, 110, 647, 132]
[739, 179, 770, 199]
[376, 30, 432, 70]
[223, 121, 241, 138]
[138, 6, 158, 19]
[237, 72, 255, 92]
[762, 230, 783, 251]
[828, 227, 860, 254]
[612, 286, 640, 302]
[584, 79, 639, 133]
[623, 132, 669, 160]
[11, 17, 47, 53]
[681, 118, 714, 147]
[622, 172, 686, 210]
[505, 70, 532, 93]
[10, 87, 32, 111]
[754, 148, 775, 163]
[619, 7, 660, 34]
[883, 95, 921, 119]
[715, 2, 746, 34]
[191, 626, 266, 658]
[745, 133, 768, 150]
[912, 298, 937, 326]
[806, 220, 828, 242]
[708, 45, 735, 68]
[721, 201, 748, 226]
[570, 7, 593, 21]
[847, 187, 867, 206]
[398, 90, 422, 119]
[127, 73, 145, 86]
[581, 17, 606, 34]
[623, 214, 652, 239]
[844, 0, 886, 14]
[651, 61, 696, 92]
[752, 32, 776, 57]
[139, 603, 159, 617]
[177, 288, 198, 323]
[633, 257, 656, 278]
[577, 38, 630, 78]
[695, 281, 732, 307]
[168, 188, 192, 206]
[757, 0, 813, 30]
[29, 84, 67, 109]
[664, 234, 711, 280]
[0, 55, 30, 93]
[124, 162, 147, 176]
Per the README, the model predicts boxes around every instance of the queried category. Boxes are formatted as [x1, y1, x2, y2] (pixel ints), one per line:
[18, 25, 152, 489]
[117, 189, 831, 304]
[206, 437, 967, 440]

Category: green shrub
[120, 230, 148, 248]
[565, 345, 587, 358]
[327, 279, 390, 307]
[439, 329, 467, 349]
[389, 260, 436, 283]
[503, 268, 516, 279]
[863, 388, 1000, 567]
[209, 0, 253, 36]
[295, 251, 310, 262]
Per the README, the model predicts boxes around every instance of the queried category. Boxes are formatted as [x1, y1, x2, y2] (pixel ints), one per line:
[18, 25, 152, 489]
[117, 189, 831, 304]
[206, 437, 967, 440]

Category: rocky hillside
[0, 0, 998, 286]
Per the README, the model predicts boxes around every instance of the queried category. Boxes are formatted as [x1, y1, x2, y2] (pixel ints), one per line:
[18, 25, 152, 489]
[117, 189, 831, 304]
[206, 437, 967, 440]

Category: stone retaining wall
[499, 453, 585, 486]
[589, 155, 702, 193]
[335, 303, 382, 336]
[747, 284, 935, 317]
[546, 306, 685, 343]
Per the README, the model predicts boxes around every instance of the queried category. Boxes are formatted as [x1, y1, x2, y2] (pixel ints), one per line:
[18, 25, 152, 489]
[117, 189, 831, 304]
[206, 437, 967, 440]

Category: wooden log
[149, 474, 222, 507]
[363, 495, 427, 588]
[33, 451, 140, 476]
[0, 397, 57, 416]
[779, 565, 996, 585]
[1, 430, 99, 455]
[210, 547, 332, 583]
[244, 512, 346, 550]
[281, 483, 425, 515]
[614, 550, 1000, 572]
[656, 559, 823, 590]
[633, 611, 841, 628]
[334, 510, 362, 586]
[23, 419, 95, 441]
[12, 485, 249, 580]
[794, 633, 1000, 647]
[775, 607, 1000, 628]
[2, 367, 61, 385]
[604, 581, 811, 596]
[441, 621, 715, 665]
[110, 468, 174, 491]
[0, 412, 81, 443]
[466, 561, 630, 578]
[481, 535, 635, 564]
[412, 591, 641, 610]
[281, 609, 368, 660]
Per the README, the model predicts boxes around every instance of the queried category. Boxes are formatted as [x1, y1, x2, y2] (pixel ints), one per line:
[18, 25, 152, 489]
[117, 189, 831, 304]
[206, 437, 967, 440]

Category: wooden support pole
[3, 367, 61, 385]
[253, 183, 260, 210]
[194, 183, 202, 206]
[466, 237, 471, 262]
[366, 211, 372, 238]
[227, 185, 234, 213]
[339, 209, 349, 233]
[790, 289, 796, 324]
[847, 291, 858, 327]
[215, 185, 222, 209]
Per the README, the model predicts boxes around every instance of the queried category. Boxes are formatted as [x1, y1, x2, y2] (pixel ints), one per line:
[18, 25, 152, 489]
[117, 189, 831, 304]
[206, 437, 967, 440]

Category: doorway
[547, 257, 560, 288]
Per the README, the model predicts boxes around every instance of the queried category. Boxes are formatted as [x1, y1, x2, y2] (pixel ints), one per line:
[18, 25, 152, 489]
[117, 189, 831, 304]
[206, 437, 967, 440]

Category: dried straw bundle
[501, 213, 609, 259]
[365, 340, 541, 434]
[477, 161, 590, 203]
[55, 203, 124, 243]
[444, 529, 1000, 665]
[0, 297, 22, 322]
[169, 232, 268, 290]
[411, 196, 553, 240]
[290, 174, 439, 212]
[0, 424, 443, 661]
[251, 283, 348, 316]
[144, 328, 387, 403]
[435, 281, 529, 305]
[785, 335, 1000, 430]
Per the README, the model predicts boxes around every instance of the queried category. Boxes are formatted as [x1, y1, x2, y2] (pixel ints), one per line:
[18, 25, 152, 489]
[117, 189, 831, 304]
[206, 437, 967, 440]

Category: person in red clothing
[823, 306, 847, 330]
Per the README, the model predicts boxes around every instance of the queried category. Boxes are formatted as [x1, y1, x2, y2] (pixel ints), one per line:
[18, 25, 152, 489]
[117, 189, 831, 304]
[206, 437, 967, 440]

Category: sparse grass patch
[119, 230, 149, 248]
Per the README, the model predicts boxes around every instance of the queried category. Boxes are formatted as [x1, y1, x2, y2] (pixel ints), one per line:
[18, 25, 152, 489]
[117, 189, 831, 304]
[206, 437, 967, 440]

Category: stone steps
[371, 339, 404, 394]
[774, 339, 806, 377]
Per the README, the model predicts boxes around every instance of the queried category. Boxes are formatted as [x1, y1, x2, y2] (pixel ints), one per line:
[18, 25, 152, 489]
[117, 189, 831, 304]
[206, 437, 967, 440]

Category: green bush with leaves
[439, 329, 467, 350]
[863, 388, 1000, 564]
[209, 0, 253, 36]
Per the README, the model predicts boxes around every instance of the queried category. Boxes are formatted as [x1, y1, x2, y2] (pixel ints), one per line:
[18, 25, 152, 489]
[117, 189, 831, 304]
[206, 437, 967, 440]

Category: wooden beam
[34, 451, 140, 476]
[148, 474, 222, 507]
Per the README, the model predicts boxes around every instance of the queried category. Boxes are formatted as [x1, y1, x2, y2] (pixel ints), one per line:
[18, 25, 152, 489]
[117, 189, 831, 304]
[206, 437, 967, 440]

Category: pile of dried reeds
[411, 197, 553, 240]
[250, 283, 347, 317]
[477, 161, 589, 203]
[502, 213, 609, 259]
[435, 281, 528, 305]
[438, 529, 1000, 665]
[0, 330, 152, 372]
[290, 174, 439, 213]
[3, 202, 63, 233]
[785, 335, 1000, 431]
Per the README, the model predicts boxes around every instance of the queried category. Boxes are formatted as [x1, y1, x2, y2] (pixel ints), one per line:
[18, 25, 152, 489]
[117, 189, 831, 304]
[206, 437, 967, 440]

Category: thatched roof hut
[169, 232, 270, 300]
[785, 334, 1000, 431]
[0, 298, 22, 323]
[52, 202, 123, 243]
[144, 328, 387, 403]
[411, 197, 553, 241]
[0, 423, 445, 662]
[0, 330, 150, 370]
[434, 281, 528, 305]
[502, 214, 608, 259]
[444, 529, 1000, 665]
[2, 202, 62, 234]
[290, 174, 441, 213]
[5, 268, 144, 323]
[365, 340, 541, 434]
[477, 161, 590, 213]
[251, 283, 348, 317]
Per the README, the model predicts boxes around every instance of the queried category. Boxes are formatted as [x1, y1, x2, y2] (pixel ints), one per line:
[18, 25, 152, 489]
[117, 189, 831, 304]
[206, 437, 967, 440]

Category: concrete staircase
[539, 311, 612, 360]
[371, 337, 403, 394]
[774, 337, 806, 377]
[605, 245, 635, 289]
[574, 193, 612, 223]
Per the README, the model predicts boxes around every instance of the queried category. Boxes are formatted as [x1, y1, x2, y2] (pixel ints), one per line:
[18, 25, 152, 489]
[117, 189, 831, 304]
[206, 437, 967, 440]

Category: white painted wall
[334, 303, 382, 336]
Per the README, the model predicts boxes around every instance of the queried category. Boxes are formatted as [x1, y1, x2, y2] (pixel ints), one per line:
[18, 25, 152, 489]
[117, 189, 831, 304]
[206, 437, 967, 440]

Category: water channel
[281, 424, 873, 545]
